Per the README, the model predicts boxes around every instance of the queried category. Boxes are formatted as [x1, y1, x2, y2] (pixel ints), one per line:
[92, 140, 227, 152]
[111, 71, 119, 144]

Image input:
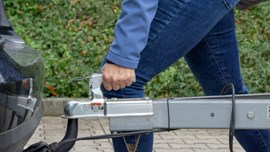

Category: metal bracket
[64, 98, 153, 119]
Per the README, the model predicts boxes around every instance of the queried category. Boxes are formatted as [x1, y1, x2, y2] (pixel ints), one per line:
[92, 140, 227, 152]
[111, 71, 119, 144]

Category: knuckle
[103, 83, 112, 91]
[112, 77, 119, 83]
[102, 74, 109, 81]
[112, 86, 120, 91]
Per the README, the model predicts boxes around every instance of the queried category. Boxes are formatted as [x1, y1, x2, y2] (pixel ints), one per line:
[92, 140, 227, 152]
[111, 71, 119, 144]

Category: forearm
[106, 0, 158, 69]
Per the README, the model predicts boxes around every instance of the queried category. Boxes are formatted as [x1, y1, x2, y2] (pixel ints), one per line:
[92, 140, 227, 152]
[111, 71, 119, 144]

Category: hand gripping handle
[89, 73, 136, 99]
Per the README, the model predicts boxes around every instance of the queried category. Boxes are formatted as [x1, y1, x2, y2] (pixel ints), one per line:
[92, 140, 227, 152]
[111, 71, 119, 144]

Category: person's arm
[107, 0, 158, 69]
[102, 0, 158, 91]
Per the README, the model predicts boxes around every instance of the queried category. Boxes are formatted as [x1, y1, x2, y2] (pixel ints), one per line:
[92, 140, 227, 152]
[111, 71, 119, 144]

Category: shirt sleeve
[106, 0, 158, 69]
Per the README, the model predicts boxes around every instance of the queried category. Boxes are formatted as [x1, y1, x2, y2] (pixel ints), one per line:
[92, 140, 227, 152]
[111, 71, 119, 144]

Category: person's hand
[101, 63, 135, 91]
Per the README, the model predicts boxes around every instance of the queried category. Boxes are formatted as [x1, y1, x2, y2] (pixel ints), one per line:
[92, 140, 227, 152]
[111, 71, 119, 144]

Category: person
[100, 0, 270, 151]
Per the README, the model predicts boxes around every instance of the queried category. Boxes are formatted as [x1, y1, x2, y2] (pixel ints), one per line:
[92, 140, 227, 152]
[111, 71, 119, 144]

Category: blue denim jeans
[101, 0, 270, 151]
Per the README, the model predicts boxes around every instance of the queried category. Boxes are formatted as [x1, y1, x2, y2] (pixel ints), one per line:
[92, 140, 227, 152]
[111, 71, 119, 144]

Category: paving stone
[195, 134, 228, 139]
[153, 143, 171, 149]
[72, 146, 101, 152]
[154, 149, 194, 152]
[183, 139, 222, 144]
[169, 143, 208, 149]
[160, 134, 197, 140]
[154, 138, 184, 144]
[97, 142, 114, 149]
[193, 149, 232, 152]
[193, 148, 245, 152]
[73, 140, 99, 146]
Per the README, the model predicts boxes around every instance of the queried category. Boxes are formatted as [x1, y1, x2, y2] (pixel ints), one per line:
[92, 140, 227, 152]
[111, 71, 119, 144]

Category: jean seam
[222, 0, 240, 10]
[146, 0, 191, 45]
[207, 26, 236, 36]
[222, 0, 231, 9]
[204, 37, 228, 85]
[257, 130, 270, 152]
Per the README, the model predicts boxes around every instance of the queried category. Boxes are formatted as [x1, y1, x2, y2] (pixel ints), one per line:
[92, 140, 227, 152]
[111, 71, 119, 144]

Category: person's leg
[102, 0, 240, 151]
[184, 10, 270, 152]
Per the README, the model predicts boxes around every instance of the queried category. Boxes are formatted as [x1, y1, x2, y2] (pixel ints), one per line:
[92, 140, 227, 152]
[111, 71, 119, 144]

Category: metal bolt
[91, 105, 99, 112]
[247, 111, 255, 119]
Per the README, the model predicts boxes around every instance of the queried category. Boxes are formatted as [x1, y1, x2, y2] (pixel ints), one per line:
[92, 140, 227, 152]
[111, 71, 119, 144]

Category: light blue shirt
[106, 0, 158, 69]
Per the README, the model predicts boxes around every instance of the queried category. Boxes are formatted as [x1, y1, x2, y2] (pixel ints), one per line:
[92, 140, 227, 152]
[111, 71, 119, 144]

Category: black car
[0, 1, 44, 152]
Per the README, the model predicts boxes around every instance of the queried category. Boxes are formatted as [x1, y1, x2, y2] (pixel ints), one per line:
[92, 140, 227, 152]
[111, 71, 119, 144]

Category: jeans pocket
[222, 0, 240, 9]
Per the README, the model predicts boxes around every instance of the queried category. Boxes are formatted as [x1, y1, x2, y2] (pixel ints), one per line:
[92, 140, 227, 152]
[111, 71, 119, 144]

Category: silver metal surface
[64, 99, 105, 119]
[89, 73, 103, 99]
[63, 98, 153, 119]
[106, 98, 153, 117]
[64, 72, 270, 131]
[154, 94, 270, 130]
[109, 94, 270, 131]
[64, 93, 270, 131]
[108, 97, 154, 131]
[110, 116, 153, 131]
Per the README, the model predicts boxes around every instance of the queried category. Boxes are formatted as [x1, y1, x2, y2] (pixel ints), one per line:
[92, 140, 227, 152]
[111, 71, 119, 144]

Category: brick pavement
[26, 117, 245, 152]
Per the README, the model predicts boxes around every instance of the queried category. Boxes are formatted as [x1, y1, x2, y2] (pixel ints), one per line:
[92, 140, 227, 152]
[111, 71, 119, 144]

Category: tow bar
[25, 74, 270, 152]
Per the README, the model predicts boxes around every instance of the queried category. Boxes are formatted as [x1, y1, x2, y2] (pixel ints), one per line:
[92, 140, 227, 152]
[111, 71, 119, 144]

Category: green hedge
[4, 0, 270, 98]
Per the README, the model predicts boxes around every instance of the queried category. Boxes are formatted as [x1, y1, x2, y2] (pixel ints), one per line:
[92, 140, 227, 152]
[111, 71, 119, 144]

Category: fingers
[119, 81, 127, 89]
[101, 63, 135, 91]
[102, 81, 113, 91]
[103, 76, 134, 91]
[103, 82, 127, 91]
